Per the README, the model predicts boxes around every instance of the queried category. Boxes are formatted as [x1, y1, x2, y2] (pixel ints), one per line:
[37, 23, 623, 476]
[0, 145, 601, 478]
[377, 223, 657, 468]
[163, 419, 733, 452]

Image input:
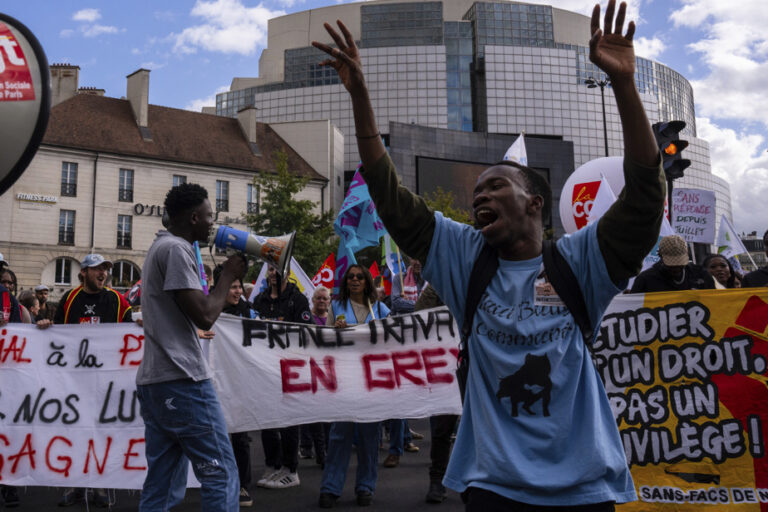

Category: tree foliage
[423, 186, 473, 225]
[246, 151, 337, 277]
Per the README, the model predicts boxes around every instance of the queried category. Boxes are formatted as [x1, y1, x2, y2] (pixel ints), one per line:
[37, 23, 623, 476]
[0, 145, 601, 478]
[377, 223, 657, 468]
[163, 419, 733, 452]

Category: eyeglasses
[348, 273, 365, 281]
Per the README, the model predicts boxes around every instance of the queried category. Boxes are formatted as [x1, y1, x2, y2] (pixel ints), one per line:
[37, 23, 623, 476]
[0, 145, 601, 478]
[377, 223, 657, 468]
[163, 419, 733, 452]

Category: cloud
[184, 85, 230, 112]
[670, 0, 768, 128]
[72, 8, 101, 22]
[60, 29, 75, 38]
[81, 24, 122, 38]
[140, 61, 167, 70]
[172, 0, 285, 55]
[634, 36, 665, 60]
[696, 117, 768, 234]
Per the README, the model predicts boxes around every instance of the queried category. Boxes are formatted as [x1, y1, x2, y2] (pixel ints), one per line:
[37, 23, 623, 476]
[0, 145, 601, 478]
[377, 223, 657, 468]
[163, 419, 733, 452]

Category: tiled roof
[42, 94, 324, 180]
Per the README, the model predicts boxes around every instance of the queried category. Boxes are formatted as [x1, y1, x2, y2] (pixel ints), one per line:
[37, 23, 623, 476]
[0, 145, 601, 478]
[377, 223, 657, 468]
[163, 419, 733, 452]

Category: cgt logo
[312, 267, 334, 287]
[571, 181, 601, 230]
[0, 24, 35, 101]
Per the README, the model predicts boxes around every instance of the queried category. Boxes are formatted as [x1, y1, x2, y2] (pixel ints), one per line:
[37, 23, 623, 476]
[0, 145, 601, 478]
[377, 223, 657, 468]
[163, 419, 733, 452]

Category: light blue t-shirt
[425, 212, 635, 506]
[332, 299, 390, 324]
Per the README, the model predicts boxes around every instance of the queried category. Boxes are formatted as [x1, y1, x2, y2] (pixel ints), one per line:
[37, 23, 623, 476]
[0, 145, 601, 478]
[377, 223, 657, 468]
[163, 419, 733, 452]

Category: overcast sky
[4, 0, 766, 235]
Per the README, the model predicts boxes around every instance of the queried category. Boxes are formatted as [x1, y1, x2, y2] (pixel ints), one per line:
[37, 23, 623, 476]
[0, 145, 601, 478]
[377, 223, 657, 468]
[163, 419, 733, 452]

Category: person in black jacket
[743, 230, 768, 288]
[252, 265, 312, 489]
[631, 235, 715, 292]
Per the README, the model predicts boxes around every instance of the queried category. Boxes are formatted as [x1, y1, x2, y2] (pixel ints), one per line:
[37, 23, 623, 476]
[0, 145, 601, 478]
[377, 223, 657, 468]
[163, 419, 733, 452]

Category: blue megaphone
[209, 225, 295, 277]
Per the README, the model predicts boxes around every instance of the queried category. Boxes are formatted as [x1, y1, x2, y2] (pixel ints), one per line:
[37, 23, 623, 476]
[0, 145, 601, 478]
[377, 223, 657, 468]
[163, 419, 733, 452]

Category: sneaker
[356, 490, 373, 506]
[265, 470, 300, 489]
[240, 487, 254, 507]
[409, 429, 425, 440]
[425, 481, 447, 503]
[300, 446, 314, 459]
[89, 488, 109, 508]
[58, 488, 85, 507]
[382, 454, 400, 468]
[318, 492, 339, 508]
[1, 486, 19, 508]
[404, 442, 420, 453]
[257, 468, 283, 487]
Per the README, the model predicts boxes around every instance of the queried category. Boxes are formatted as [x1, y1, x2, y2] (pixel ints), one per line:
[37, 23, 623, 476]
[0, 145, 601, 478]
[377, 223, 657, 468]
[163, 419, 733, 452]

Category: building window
[112, 261, 140, 289]
[247, 184, 259, 214]
[55, 258, 72, 285]
[173, 175, 187, 187]
[119, 168, 134, 202]
[117, 215, 132, 249]
[61, 162, 77, 197]
[59, 210, 75, 245]
[216, 180, 229, 212]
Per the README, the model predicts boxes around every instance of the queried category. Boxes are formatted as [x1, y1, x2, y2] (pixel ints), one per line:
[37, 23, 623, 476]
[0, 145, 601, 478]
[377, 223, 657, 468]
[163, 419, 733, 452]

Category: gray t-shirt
[136, 230, 211, 385]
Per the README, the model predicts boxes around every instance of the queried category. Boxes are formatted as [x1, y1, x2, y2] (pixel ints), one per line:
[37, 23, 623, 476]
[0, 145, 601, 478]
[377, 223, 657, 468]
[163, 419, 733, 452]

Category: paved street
[4, 419, 464, 511]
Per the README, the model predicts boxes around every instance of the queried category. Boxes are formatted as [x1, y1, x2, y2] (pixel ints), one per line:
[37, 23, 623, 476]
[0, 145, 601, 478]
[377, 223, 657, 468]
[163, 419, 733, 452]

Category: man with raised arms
[313, 1, 664, 509]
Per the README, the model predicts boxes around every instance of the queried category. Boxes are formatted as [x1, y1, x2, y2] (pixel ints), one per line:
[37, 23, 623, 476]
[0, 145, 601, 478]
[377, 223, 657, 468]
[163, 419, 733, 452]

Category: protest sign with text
[671, 188, 716, 244]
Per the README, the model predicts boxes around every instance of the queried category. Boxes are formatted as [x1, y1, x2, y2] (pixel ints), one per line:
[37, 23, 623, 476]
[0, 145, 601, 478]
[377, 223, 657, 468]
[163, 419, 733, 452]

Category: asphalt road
[3, 419, 465, 511]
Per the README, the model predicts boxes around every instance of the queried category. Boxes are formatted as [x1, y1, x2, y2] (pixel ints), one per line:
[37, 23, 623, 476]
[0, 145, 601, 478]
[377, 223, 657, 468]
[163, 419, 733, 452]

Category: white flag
[503, 133, 528, 166]
[248, 257, 316, 304]
[587, 174, 617, 225]
[717, 215, 748, 260]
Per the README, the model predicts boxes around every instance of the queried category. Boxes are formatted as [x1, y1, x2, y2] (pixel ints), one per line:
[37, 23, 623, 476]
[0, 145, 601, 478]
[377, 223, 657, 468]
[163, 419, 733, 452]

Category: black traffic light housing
[652, 120, 691, 181]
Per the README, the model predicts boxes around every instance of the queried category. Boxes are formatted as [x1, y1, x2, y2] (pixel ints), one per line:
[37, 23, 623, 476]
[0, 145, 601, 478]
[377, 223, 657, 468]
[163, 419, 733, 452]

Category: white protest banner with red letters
[671, 188, 716, 244]
[209, 308, 463, 432]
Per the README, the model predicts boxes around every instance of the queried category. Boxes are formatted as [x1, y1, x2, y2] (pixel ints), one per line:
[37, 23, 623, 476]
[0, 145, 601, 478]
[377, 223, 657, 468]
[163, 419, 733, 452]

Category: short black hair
[492, 161, 552, 226]
[164, 183, 208, 219]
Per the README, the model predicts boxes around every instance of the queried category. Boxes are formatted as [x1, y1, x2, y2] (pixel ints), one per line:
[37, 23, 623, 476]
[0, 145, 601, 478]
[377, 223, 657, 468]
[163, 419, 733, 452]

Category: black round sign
[0, 13, 50, 197]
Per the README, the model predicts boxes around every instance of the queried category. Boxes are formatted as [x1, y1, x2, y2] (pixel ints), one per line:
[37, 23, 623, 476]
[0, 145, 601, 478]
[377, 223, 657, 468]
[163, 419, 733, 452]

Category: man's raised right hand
[312, 20, 366, 96]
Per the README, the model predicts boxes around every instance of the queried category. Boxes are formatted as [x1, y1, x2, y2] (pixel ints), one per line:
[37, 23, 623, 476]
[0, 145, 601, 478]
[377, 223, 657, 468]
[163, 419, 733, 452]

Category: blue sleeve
[421, 212, 484, 329]
[556, 221, 624, 336]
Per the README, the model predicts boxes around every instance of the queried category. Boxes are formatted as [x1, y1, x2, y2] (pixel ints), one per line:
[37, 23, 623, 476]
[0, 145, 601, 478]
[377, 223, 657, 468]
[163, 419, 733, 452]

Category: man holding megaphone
[136, 183, 246, 511]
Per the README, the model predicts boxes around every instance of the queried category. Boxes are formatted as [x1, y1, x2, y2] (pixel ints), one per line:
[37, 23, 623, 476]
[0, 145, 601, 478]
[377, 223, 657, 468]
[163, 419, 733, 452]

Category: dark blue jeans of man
[321, 421, 380, 496]
[137, 379, 239, 511]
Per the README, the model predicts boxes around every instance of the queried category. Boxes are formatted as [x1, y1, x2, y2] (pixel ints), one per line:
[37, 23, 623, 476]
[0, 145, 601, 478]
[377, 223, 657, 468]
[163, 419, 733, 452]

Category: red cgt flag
[311, 253, 335, 290]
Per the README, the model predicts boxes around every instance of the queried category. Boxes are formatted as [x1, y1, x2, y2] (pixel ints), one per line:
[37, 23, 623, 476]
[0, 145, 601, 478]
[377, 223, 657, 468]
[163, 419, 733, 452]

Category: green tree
[423, 187, 473, 225]
[246, 151, 337, 278]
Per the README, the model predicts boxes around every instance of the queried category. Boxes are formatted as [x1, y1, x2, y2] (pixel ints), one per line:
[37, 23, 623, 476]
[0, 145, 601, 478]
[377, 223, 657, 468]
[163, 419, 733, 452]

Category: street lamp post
[585, 77, 610, 157]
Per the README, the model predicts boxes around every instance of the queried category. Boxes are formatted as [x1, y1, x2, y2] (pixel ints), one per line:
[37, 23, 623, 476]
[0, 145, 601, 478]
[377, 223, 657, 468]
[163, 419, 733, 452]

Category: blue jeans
[137, 379, 239, 512]
[388, 419, 411, 455]
[320, 422, 379, 496]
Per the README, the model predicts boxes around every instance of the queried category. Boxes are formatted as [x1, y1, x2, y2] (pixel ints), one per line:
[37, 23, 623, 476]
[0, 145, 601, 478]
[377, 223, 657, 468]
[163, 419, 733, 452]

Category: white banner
[0, 323, 200, 489]
[0, 309, 462, 487]
[671, 188, 716, 243]
[210, 308, 463, 432]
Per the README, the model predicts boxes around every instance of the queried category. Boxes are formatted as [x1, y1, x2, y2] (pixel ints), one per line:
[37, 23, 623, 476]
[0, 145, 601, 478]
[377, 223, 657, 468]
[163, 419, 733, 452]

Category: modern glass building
[215, 0, 731, 228]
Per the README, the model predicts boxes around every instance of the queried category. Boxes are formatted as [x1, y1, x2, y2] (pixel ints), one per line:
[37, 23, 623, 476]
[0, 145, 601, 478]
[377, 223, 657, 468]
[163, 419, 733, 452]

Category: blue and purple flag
[332, 166, 387, 294]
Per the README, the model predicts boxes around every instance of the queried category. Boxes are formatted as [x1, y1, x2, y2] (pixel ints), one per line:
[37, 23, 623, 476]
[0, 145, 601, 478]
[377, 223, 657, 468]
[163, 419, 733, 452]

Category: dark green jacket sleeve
[597, 156, 666, 283]
[360, 152, 436, 263]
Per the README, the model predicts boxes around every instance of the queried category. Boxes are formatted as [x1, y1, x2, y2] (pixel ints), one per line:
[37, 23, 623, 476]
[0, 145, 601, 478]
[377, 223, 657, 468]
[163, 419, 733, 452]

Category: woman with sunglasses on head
[319, 265, 389, 508]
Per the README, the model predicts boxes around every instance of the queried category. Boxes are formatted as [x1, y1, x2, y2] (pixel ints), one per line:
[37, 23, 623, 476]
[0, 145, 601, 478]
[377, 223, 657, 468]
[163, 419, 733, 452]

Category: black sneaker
[1, 486, 20, 508]
[240, 487, 253, 507]
[89, 488, 110, 508]
[426, 481, 447, 503]
[58, 488, 85, 507]
[356, 490, 373, 507]
[318, 492, 339, 508]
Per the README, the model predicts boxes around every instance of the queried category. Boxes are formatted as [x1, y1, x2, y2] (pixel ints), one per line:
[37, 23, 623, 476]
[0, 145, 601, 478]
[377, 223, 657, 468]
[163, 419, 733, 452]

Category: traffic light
[652, 120, 691, 181]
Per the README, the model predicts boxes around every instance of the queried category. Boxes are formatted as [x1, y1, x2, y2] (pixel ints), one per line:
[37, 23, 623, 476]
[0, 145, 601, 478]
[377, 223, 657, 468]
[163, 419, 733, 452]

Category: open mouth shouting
[474, 206, 499, 234]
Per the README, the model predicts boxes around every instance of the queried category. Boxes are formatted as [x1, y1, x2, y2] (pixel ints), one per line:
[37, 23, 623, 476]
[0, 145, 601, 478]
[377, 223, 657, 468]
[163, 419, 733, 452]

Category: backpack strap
[460, 244, 499, 358]
[541, 240, 594, 347]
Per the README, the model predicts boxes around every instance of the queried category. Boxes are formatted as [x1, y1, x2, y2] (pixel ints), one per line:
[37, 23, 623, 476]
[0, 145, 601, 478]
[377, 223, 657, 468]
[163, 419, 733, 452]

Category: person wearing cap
[36, 253, 131, 508]
[35, 284, 57, 321]
[630, 235, 715, 292]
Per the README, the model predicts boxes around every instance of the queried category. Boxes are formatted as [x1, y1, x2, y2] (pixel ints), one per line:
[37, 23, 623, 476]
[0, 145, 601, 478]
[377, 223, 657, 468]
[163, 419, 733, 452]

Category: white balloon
[559, 157, 625, 233]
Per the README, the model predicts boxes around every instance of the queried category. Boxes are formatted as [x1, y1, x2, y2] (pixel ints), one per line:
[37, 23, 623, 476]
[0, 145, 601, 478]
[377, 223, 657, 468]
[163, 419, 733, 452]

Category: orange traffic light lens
[665, 142, 678, 155]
